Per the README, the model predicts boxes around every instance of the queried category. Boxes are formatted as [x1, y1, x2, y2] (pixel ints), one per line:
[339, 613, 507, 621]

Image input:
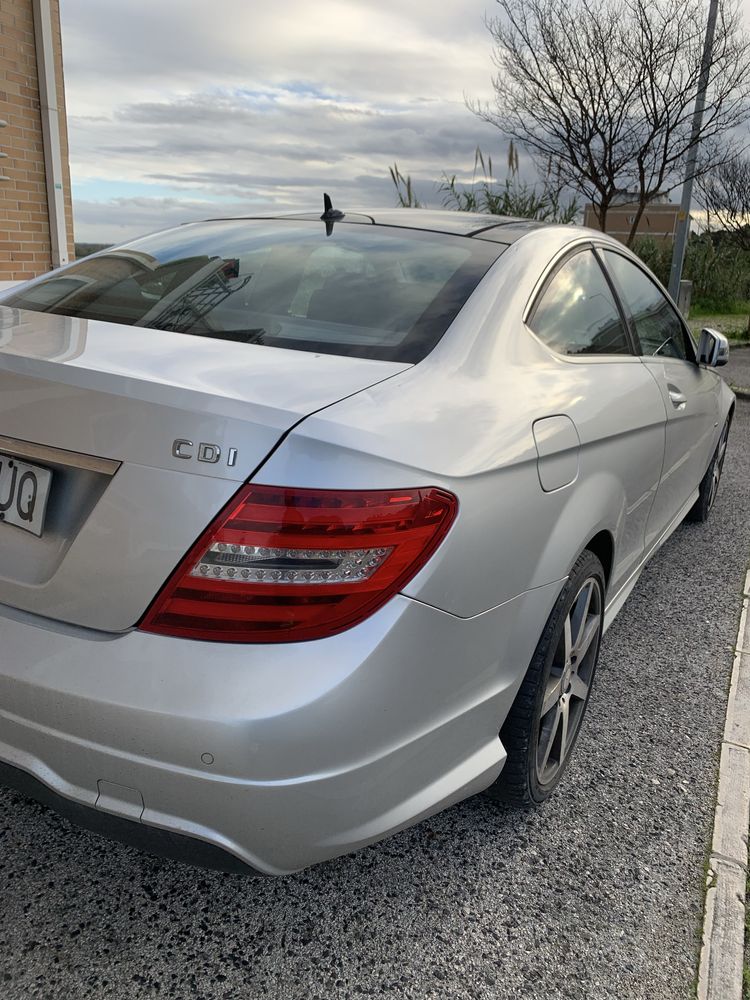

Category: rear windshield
[2, 220, 505, 363]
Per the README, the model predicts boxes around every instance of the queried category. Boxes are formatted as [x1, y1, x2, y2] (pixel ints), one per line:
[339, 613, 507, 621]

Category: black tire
[686, 416, 731, 524]
[486, 549, 605, 807]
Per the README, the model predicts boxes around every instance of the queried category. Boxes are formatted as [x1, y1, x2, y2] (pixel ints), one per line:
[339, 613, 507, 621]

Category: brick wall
[0, 0, 74, 281]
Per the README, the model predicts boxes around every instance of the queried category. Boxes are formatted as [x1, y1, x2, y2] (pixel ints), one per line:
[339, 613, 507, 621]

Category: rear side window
[528, 249, 631, 356]
[603, 251, 691, 361]
[1, 220, 504, 364]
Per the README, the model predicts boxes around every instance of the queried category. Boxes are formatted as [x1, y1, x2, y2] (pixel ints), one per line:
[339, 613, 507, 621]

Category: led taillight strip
[139, 484, 458, 643]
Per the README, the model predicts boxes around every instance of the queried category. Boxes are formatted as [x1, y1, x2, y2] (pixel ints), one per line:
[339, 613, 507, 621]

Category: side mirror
[698, 328, 730, 367]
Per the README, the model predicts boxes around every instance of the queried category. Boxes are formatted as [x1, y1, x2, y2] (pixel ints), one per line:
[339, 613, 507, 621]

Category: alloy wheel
[708, 423, 729, 512]
[536, 576, 602, 786]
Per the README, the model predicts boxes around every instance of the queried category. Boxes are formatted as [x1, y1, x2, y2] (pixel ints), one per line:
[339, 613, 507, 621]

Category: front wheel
[686, 416, 731, 524]
[486, 549, 605, 807]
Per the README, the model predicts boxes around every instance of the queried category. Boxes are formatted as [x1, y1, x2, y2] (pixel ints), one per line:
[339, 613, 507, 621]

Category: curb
[697, 569, 750, 1000]
[730, 385, 750, 401]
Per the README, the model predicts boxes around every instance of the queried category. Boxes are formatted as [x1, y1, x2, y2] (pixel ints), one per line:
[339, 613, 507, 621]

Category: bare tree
[471, 0, 750, 245]
[698, 155, 750, 249]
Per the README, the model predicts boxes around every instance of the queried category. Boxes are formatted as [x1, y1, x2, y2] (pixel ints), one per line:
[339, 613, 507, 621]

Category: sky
[60, 0, 750, 244]
[60, 0, 502, 243]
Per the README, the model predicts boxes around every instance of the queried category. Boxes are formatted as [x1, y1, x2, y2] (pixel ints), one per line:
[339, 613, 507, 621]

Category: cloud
[71, 197, 253, 243]
[60, 1, 506, 242]
[59, 0, 750, 241]
[62, 1, 494, 103]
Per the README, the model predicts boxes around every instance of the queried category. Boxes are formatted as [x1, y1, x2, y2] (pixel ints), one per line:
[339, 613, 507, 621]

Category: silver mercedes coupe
[0, 207, 734, 874]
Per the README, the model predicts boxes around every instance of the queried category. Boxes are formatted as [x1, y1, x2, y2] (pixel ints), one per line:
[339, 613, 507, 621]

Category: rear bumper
[0, 583, 561, 874]
[0, 759, 260, 874]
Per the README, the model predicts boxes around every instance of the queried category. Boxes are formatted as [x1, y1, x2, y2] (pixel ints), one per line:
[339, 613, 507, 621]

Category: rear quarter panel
[255, 230, 667, 617]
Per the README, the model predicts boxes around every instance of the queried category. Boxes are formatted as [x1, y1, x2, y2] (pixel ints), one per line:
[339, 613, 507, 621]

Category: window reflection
[2, 222, 504, 364]
[603, 252, 689, 360]
[529, 250, 630, 356]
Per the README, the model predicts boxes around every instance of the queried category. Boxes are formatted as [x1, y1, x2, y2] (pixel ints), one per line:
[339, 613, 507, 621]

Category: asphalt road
[1, 399, 749, 1000]
[723, 344, 750, 391]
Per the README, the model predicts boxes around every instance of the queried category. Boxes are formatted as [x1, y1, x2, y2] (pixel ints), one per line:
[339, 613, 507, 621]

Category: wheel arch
[524, 467, 627, 604]
[584, 530, 615, 592]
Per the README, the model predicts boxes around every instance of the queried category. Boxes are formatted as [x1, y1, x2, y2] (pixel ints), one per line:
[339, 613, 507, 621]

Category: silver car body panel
[257, 229, 694, 615]
[0, 305, 408, 629]
[0, 218, 735, 871]
[640, 355, 721, 548]
[0, 582, 562, 874]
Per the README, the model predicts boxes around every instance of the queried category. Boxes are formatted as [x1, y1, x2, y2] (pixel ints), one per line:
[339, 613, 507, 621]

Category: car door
[525, 245, 667, 594]
[600, 248, 720, 549]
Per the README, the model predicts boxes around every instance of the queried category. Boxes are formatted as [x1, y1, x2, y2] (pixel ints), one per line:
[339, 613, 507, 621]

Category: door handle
[668, 388, 687, 408]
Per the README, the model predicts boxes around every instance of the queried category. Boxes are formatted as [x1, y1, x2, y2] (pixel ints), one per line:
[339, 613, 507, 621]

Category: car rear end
[0, 217, 547, 873]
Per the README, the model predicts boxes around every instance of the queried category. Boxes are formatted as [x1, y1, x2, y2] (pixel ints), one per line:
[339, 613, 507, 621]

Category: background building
[0, 0, 74, 282]
[583, 196, 683, 245]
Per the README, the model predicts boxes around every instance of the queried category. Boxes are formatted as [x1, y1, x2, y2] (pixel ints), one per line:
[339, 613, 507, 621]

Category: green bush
[631, 233, 750, 312]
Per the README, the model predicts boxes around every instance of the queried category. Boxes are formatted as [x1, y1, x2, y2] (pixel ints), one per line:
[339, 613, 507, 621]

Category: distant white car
[0, 207, 733, 874]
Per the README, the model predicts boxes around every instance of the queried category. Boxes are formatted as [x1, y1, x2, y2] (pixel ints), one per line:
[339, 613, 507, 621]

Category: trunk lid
[0, 306, 408, 630]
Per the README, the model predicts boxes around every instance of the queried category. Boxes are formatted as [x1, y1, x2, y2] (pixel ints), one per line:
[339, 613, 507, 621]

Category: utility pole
[667, 0, 720, 301]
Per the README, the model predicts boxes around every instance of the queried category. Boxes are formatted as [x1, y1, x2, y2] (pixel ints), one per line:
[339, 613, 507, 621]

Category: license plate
[0, 452, 53, 537]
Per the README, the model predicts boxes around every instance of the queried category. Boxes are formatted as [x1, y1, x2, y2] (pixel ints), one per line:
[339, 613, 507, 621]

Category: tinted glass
[603, 251, 690, 360]
[528, 250, 631, 356]
[1, 220, 504, 364]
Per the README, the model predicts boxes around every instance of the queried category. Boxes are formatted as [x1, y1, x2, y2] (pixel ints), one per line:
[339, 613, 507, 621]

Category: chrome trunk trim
[0, 434, 120, 476]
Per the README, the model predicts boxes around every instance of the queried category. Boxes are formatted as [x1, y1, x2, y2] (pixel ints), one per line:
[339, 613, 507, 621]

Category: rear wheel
[487, 549, 605, 806]
[686, 416, 731, 523]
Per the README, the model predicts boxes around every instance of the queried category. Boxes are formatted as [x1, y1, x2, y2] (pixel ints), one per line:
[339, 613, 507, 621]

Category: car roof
[202, 207, 548, 245]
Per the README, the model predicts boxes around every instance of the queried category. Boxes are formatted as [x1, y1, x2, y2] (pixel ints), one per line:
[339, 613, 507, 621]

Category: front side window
[603, 251, 691, 361]
[528, 249, 631, 357]
[0, 220, 505, 364]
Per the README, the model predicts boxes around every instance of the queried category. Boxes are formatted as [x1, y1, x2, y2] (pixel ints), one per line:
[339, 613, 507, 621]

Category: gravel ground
[1, 401, 749, 1000]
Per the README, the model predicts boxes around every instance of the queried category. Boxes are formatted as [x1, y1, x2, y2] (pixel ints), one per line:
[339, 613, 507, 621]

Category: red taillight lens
[139, 484, 458, 643]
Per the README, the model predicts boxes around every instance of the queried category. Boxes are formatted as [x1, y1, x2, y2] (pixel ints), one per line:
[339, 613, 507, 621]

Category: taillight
[139, 484, 458, 643]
